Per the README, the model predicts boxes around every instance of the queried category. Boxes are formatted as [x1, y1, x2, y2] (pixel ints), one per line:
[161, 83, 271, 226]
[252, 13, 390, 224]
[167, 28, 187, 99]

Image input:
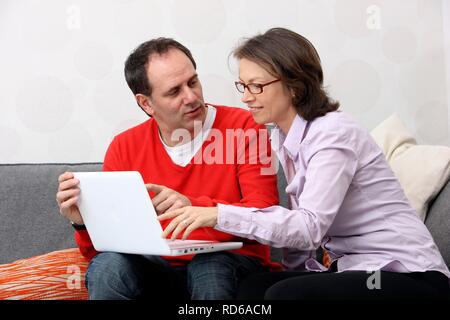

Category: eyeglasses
[234, 79, 281, 94]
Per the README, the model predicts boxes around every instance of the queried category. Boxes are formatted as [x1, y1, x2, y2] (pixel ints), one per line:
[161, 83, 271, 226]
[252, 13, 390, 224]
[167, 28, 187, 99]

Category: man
[56, 38, 279, 300]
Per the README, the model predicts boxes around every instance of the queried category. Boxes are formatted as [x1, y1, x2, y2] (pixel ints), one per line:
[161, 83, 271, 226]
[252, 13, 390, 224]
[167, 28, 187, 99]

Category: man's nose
[182, 86, 197, 104]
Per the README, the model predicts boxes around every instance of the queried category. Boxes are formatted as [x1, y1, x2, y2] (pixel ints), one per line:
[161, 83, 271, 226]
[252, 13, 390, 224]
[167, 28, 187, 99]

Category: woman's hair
[232, 27, 339, 121]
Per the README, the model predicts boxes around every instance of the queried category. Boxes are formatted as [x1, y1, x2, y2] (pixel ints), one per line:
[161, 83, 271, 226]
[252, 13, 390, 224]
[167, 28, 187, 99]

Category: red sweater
[75, 105, 280, 269]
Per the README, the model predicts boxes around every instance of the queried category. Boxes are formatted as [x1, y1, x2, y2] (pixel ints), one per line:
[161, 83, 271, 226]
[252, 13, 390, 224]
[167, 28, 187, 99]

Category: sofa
[0, 159, 449, 299]
[1, 112, 450, 299]
[0, 163, 102, 299]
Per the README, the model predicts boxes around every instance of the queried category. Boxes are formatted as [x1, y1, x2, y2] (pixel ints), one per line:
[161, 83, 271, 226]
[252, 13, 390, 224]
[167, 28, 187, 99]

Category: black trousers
[237, 270, 450, 300]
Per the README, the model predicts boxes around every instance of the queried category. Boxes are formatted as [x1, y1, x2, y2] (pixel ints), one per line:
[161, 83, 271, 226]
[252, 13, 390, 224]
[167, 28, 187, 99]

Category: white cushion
[371, 114, 450, 221]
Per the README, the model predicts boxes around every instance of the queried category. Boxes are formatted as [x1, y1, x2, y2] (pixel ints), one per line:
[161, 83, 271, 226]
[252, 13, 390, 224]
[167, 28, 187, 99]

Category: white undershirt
[160, 105, 216, 167]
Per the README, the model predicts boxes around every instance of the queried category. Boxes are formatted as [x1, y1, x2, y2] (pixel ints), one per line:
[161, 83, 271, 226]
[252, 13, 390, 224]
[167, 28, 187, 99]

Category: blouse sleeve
[215, 130, 358, 250]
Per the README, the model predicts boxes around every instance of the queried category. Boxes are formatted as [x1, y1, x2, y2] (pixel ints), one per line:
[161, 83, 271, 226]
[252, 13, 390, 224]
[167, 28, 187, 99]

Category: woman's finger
[181, 219, 202, 240]
[162, 212, 188, 238]
[170, 216, 191, 240]
[158, 207, 184, 221]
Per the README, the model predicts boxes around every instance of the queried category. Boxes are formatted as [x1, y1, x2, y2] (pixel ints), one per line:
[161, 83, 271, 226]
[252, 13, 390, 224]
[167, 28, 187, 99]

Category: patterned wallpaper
[0, 0, 449, 163]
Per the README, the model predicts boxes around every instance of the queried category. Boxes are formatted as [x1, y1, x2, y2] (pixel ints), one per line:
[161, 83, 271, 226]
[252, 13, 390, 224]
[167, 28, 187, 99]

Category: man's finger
[155, 198, 174, 215]
[146, 183, 164, 194]
[166, 202, 184, 213]
[58, 178, 79, 192]
[58, 172, 73, 183]
[60, 196, 78, 211]
[151, 190, 168, 207]
[56, 188, 80, 204]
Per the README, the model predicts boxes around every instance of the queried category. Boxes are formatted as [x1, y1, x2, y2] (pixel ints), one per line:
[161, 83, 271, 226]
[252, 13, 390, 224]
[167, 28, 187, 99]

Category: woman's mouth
[248, 106, 263, 113]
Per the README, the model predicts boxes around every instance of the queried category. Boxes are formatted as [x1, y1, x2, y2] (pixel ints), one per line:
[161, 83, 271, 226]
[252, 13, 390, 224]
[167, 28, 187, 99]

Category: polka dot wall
[0, 0, 449, 163]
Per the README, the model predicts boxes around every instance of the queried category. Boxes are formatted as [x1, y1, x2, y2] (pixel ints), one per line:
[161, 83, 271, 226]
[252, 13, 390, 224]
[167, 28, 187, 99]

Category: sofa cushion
[0, 248, 88, 300]
[0, 163, 102, 264]
[370, 114, 450, 221]
[425, 178, 450, 269]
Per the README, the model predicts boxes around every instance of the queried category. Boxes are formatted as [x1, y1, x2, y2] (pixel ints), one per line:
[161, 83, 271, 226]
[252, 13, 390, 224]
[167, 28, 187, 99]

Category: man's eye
[168, 89, 179, 96]
[188, 79, 198, 87]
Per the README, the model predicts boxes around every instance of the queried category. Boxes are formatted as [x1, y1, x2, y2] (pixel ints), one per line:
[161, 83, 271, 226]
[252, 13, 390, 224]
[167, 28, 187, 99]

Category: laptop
[72, 171, 242, 256]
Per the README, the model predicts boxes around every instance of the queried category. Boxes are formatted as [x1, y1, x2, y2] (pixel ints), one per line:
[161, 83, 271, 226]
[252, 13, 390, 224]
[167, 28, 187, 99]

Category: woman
[158, 28, 450, 299]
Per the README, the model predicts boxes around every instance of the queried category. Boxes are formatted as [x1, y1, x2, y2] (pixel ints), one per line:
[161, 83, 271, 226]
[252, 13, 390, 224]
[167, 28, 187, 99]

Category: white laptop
[72, 171, 242, 256]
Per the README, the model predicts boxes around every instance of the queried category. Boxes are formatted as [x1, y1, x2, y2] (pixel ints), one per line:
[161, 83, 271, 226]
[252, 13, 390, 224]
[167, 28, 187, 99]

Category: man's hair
[124, 37, 197, 97]
[232, 27, 339, 121]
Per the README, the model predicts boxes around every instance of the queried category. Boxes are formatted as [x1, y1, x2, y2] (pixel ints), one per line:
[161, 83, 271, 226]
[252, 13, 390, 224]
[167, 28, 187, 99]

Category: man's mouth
[184, 105, 203, 116]
[186, 107, 200, 114]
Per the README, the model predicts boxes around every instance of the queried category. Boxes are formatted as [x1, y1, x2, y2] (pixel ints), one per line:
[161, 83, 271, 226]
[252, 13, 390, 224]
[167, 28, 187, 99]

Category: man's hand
[146, 183, 192, 215]
[158, 206, 218, 240]
[56, 172, 84, 225]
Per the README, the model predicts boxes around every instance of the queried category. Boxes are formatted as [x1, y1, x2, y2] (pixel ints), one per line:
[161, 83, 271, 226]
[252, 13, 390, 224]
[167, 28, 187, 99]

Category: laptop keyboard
[166, 239, 215, 248]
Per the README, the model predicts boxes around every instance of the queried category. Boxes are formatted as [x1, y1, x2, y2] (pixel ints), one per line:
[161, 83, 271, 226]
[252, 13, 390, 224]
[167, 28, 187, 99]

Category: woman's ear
[290, 88, 297, 99]
[136, 94, 154, 116]
[291, 83, 306, 101]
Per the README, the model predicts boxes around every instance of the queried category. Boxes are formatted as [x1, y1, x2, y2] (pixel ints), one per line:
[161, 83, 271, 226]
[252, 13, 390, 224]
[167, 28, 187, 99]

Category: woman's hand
[158, 206, 218, 240]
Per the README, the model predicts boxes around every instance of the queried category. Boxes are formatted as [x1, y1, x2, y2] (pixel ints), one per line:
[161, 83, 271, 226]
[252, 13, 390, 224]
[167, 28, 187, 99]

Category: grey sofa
[0, 163, 102, 264]
[0, 163, 449, 290]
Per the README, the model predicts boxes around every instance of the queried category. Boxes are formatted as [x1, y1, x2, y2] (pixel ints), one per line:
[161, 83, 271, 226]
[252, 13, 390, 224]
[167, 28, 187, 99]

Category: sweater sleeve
[74, 230, 97, 260]
[188, 121, 279, 209]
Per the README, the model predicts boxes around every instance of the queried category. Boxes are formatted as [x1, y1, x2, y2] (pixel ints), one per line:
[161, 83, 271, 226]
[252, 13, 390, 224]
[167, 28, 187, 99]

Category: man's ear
[136, 94, 154, 117]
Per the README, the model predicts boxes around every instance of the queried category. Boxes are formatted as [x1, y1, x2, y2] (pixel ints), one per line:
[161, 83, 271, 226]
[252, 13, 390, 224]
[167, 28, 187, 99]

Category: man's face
[143, 49, 206, 138]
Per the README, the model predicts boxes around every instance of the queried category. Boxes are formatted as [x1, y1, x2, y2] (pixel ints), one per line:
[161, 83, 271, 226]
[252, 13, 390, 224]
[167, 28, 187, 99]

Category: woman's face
[238, 58, 297, 132]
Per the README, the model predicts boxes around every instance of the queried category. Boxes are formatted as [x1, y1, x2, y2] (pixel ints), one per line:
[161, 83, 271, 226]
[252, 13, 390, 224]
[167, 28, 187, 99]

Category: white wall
[0, 0, 449, 163]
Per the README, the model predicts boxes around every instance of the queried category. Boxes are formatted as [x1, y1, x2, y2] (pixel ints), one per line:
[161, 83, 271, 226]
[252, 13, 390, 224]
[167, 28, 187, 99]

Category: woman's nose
[241, 87, 255, 104]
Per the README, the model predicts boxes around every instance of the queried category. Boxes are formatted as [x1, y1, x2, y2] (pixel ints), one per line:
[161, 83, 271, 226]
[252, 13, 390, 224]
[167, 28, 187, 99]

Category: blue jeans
[85, 251, 266, 300]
